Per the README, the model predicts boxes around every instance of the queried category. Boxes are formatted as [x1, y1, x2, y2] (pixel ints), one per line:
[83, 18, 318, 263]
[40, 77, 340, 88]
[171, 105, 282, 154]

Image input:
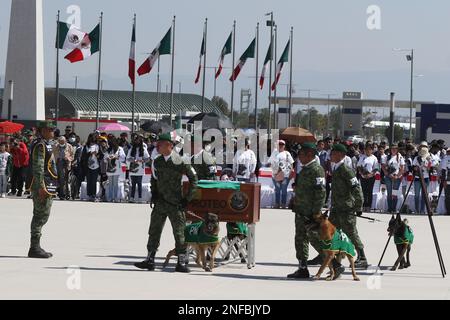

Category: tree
[385, 124, 404, 143]
[211, 96, 229, 116]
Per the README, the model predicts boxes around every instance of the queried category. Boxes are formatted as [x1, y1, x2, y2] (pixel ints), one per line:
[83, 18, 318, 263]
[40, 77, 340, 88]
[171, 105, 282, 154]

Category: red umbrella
[0, 121, 24, 134]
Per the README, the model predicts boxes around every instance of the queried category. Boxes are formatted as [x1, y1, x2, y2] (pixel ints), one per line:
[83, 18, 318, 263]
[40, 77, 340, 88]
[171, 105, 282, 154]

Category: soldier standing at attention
[288, 143, 326, 279]
[135, 133, 198, 273]
[27, 121, 58, 259]
[329, 144, 368, 272]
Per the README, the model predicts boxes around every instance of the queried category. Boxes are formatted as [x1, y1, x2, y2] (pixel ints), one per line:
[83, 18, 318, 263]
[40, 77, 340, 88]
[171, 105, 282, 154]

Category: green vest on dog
[320, 229, 357, 257]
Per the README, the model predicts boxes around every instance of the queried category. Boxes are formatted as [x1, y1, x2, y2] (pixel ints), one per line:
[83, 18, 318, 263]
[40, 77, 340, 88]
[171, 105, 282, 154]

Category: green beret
[36, 121, 56, 129]
[332, 144, 347, 153]
[300, 142, 317, 151]
[157, 132, 174, 143]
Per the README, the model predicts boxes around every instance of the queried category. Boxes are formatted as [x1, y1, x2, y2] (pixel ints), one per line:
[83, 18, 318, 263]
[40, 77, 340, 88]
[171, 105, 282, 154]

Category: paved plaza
[0, 197, 449, 300]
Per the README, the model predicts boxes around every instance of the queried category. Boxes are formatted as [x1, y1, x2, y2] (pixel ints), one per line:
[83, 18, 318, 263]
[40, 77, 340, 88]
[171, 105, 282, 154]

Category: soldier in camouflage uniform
[135, 133, 198, 273]
[26, 121, 58, 259]
[329, 144, 368, 270]
[288, 143, 326, 279]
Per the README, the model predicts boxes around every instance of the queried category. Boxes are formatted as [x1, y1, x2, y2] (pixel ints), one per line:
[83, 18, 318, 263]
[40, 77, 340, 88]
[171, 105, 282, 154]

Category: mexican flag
[64, 24, 101, 63]
[129, 21, 136, 85]
[138, 27, 172, 76]
[194, 33, 206, 84]
[259, 42, 272, 89]
[215, 32, 232, 79]
[56, 22, 87, 51]
[229, 38, 256, 82]
[271, 40, 290, 91]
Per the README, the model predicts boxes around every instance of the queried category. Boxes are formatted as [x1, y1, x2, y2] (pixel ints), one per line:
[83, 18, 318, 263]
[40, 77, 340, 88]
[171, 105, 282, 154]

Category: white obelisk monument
[2, 0, 45, 121]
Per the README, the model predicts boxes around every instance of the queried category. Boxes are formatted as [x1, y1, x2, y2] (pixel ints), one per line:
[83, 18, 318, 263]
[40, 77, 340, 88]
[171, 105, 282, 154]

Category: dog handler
[134, 133, 198, 273]
[288, 143, 326, 279]
[329, 144, 368, 271]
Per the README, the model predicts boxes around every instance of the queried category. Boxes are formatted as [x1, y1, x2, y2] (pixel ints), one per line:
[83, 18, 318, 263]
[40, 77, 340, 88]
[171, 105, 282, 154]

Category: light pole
[297, 89, 320, 131]
[319, 93, 337, 136]
[393, 48, 414, 140]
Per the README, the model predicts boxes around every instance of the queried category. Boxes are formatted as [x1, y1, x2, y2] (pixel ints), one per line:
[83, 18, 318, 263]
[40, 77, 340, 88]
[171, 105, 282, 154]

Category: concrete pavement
[0, 197, 449, 300]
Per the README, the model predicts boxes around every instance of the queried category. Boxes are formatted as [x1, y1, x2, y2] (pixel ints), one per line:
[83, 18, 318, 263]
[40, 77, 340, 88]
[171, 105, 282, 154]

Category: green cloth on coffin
[226, 222, 248, 236]
[197, 180, 241, 190]
[394, 226, 414, 245]
[320, 229, 356, 257]
[185, 222, 219, 244]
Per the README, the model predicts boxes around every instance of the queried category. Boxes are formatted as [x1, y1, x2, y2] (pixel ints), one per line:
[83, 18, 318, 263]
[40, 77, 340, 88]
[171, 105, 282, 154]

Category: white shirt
[357, 154, 379, 174]
[268, 150, 295, 178]
[105, 147, 126, 176]
[127, 147, 150, 176]
[413, 156, 433, 179]
[439, 154, 450, 173]
[0, 151, 10, 175]
[87, 144, 100, 170]
[233, 149, 257, 179]
[332, 156, 353, 172]
[382, 153, 405, 176]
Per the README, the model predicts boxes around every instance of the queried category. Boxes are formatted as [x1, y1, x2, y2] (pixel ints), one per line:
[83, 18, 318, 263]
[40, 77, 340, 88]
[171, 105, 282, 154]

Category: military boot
[287, 260, 310, 279]
[28, 237, 52, 259]
[134, 251, 156, 271]
[175, 254, 190, 273]
[307, 254, 323, 266]
[354, 248, 369, 269]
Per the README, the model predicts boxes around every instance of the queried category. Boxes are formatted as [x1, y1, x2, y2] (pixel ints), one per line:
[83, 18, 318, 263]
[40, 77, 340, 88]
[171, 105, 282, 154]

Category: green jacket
[331, 163, 363, 213]
[293, 160, 326, 217]
[151, 151, 198, 207]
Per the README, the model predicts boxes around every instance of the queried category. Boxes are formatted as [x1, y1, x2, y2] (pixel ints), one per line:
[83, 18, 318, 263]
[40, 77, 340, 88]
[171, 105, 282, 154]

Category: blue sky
[1, 0, 450, 110]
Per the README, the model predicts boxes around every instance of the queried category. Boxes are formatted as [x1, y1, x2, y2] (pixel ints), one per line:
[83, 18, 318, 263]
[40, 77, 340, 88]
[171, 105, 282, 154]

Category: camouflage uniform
[26, 121, 58, 258]
[147, 151, 198, 255]
[192, 149, 217, 181]
[292, 160, 326, 262]
[329, 162, 364, 250]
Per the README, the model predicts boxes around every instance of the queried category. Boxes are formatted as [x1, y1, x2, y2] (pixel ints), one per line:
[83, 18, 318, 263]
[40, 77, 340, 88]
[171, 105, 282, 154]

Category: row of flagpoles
[54, 12, 294, 132]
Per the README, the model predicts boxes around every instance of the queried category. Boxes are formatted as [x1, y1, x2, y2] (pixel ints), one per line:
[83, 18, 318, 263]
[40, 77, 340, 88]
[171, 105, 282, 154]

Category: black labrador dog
[387, 215, 414, 271]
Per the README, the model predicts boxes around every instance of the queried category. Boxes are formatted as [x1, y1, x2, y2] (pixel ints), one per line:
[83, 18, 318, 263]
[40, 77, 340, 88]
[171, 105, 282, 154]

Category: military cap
[36, 121, 56, 129]
[157, 132, 174, 143]
[300, 142, 317, 151]
[332, 144, 347, 153]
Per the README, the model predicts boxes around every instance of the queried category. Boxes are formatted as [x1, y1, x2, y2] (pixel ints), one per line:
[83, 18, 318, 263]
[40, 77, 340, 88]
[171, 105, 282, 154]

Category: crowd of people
[0, 126, 449, 214]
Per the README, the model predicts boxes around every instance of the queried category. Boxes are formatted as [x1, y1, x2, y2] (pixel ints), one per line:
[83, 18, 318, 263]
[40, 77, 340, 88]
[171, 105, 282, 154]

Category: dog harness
[320, 229, 356, 257]
[394, 226, 414, 245]
[185, 222, 219, 245]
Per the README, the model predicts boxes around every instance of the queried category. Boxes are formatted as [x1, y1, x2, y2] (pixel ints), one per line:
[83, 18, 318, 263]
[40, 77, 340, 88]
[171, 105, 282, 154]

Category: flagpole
[131, 14, 136, 134]
[288, 27, 294, 127]
[95, 12, 103, 130]
[231, 20, 236, 124]
[55, 10, 61, 126]
[273, 25, 278, 131]
[157, 58, 161, 121]
[201, 18, 208, 113]
[254, 22, 259, 130]
[169, 15, 176, 127]
[267, 12, 273, 135]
